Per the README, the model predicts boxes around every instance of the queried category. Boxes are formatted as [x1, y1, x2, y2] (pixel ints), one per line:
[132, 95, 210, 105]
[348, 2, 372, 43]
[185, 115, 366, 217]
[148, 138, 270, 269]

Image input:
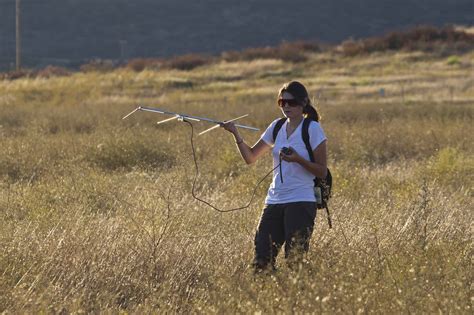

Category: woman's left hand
[280, 146, 302, 163]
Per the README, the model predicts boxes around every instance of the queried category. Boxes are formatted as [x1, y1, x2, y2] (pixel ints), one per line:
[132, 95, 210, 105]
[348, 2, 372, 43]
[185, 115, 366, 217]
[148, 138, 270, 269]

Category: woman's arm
[222, 122, 272, 164]
[281, 140, 327, 178]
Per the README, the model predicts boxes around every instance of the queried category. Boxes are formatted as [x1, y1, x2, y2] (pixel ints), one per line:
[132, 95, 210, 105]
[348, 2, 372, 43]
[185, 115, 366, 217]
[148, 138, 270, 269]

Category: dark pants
[253, 202, 317, 271]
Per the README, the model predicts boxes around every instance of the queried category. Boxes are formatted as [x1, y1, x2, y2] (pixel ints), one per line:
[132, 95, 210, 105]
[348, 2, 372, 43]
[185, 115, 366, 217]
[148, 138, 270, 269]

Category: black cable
[279, 155, 284, 183]
[183, 119, 279, 213]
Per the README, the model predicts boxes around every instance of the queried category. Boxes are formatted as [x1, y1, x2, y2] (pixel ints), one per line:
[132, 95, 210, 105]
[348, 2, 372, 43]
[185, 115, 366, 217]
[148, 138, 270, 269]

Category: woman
[222, 81, 327, 271]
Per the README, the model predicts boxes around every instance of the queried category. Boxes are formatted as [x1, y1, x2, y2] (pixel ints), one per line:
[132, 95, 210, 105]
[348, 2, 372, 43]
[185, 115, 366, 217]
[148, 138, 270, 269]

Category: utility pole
[16, 0, 21, 70]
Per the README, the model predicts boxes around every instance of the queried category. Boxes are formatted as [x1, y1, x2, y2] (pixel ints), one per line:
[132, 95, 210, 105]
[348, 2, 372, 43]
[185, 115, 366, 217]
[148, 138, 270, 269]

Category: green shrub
[446, 55, 461, 65]
[424, 147, 473, 186]
[87, 139, 174, 171]
[162, 78, 194, 89]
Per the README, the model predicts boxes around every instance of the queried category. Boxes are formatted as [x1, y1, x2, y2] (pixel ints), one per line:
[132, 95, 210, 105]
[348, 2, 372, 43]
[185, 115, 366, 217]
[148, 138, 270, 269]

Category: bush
[126, 58, 162, 72]
[37, 65, 71, 78]
[0, 66, 71, 81]
[0, 69, 34, 80]
[222, 40, 320, 63]
[340, 25, 474, 56]
[80, 59, 117, 73]
[162, 53, 212, 70]
[126, 54, 211, 71]
[446, 55, 461, 66]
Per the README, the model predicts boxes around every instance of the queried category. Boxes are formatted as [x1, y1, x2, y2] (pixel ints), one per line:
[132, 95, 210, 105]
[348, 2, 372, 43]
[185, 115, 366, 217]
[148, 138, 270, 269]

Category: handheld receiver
[280, 147, 293, 155]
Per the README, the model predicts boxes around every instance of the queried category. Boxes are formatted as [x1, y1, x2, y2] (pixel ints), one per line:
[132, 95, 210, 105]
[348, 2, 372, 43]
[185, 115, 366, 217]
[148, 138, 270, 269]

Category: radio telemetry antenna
[122, 106, 259, 134]
[121, 105, 282, 215]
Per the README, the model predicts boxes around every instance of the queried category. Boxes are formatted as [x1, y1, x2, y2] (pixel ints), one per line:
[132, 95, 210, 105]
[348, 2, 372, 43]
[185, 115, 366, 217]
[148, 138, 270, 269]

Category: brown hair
[278, 81, 320, 122]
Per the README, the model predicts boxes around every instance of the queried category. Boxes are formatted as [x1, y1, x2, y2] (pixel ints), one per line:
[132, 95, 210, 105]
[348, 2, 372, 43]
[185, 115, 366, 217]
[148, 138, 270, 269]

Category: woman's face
[278, 91, 304, 119]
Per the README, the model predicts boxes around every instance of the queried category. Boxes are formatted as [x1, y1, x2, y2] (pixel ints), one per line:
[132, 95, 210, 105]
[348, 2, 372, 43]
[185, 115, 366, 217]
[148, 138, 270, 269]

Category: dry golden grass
[0, 49, 473, 313]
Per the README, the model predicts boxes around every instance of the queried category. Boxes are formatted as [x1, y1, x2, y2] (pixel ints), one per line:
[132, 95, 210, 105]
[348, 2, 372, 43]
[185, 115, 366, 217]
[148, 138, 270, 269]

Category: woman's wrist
[235, 137, 244, 144]
[233, 133, 243, 144]
[294, 154, 305, 164]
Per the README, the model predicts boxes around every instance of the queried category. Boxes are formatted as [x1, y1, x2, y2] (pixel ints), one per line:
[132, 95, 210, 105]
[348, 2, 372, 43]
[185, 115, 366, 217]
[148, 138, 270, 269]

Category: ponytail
[303, 101, 320, 122]
[279, 81, 321, 122]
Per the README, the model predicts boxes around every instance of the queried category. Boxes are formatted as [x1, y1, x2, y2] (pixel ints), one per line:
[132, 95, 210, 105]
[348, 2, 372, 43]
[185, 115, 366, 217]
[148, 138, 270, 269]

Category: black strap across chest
[272, 117, 314, 162]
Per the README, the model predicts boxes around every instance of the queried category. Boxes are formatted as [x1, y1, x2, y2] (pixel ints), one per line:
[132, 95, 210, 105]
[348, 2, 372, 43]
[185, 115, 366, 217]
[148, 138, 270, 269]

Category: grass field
[0, 48, 473, 313]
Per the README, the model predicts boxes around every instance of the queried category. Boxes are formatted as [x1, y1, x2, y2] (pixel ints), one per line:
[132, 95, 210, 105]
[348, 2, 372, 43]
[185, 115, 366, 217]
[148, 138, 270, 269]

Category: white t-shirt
[260, 118, 327, 204]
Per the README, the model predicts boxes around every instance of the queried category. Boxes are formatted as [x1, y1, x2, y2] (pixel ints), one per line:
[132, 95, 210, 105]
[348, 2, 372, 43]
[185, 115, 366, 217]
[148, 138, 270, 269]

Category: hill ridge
[0, 0, 472, 70]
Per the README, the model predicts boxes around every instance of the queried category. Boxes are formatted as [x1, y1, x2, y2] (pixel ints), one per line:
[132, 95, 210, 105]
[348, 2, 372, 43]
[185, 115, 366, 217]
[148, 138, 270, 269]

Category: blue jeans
[253, 202, 317, 271]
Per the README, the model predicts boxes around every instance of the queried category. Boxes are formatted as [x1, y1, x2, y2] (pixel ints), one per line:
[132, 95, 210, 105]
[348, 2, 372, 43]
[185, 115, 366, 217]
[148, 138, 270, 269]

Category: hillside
[0, 44, 473, 312]
[0, 0, 473, 69]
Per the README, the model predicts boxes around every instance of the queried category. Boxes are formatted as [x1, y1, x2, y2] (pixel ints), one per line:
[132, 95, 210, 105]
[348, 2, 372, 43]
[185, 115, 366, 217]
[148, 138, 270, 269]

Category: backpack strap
[272, 118, 287, 143]
[302, 118, 314, 163]
[303, 118, 333, 228]
[273, 117, 313, 159]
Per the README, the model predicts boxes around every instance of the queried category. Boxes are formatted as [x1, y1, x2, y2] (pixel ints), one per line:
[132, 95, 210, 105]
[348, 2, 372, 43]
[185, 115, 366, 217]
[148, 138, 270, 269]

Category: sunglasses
[277, 98, 301, 107]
